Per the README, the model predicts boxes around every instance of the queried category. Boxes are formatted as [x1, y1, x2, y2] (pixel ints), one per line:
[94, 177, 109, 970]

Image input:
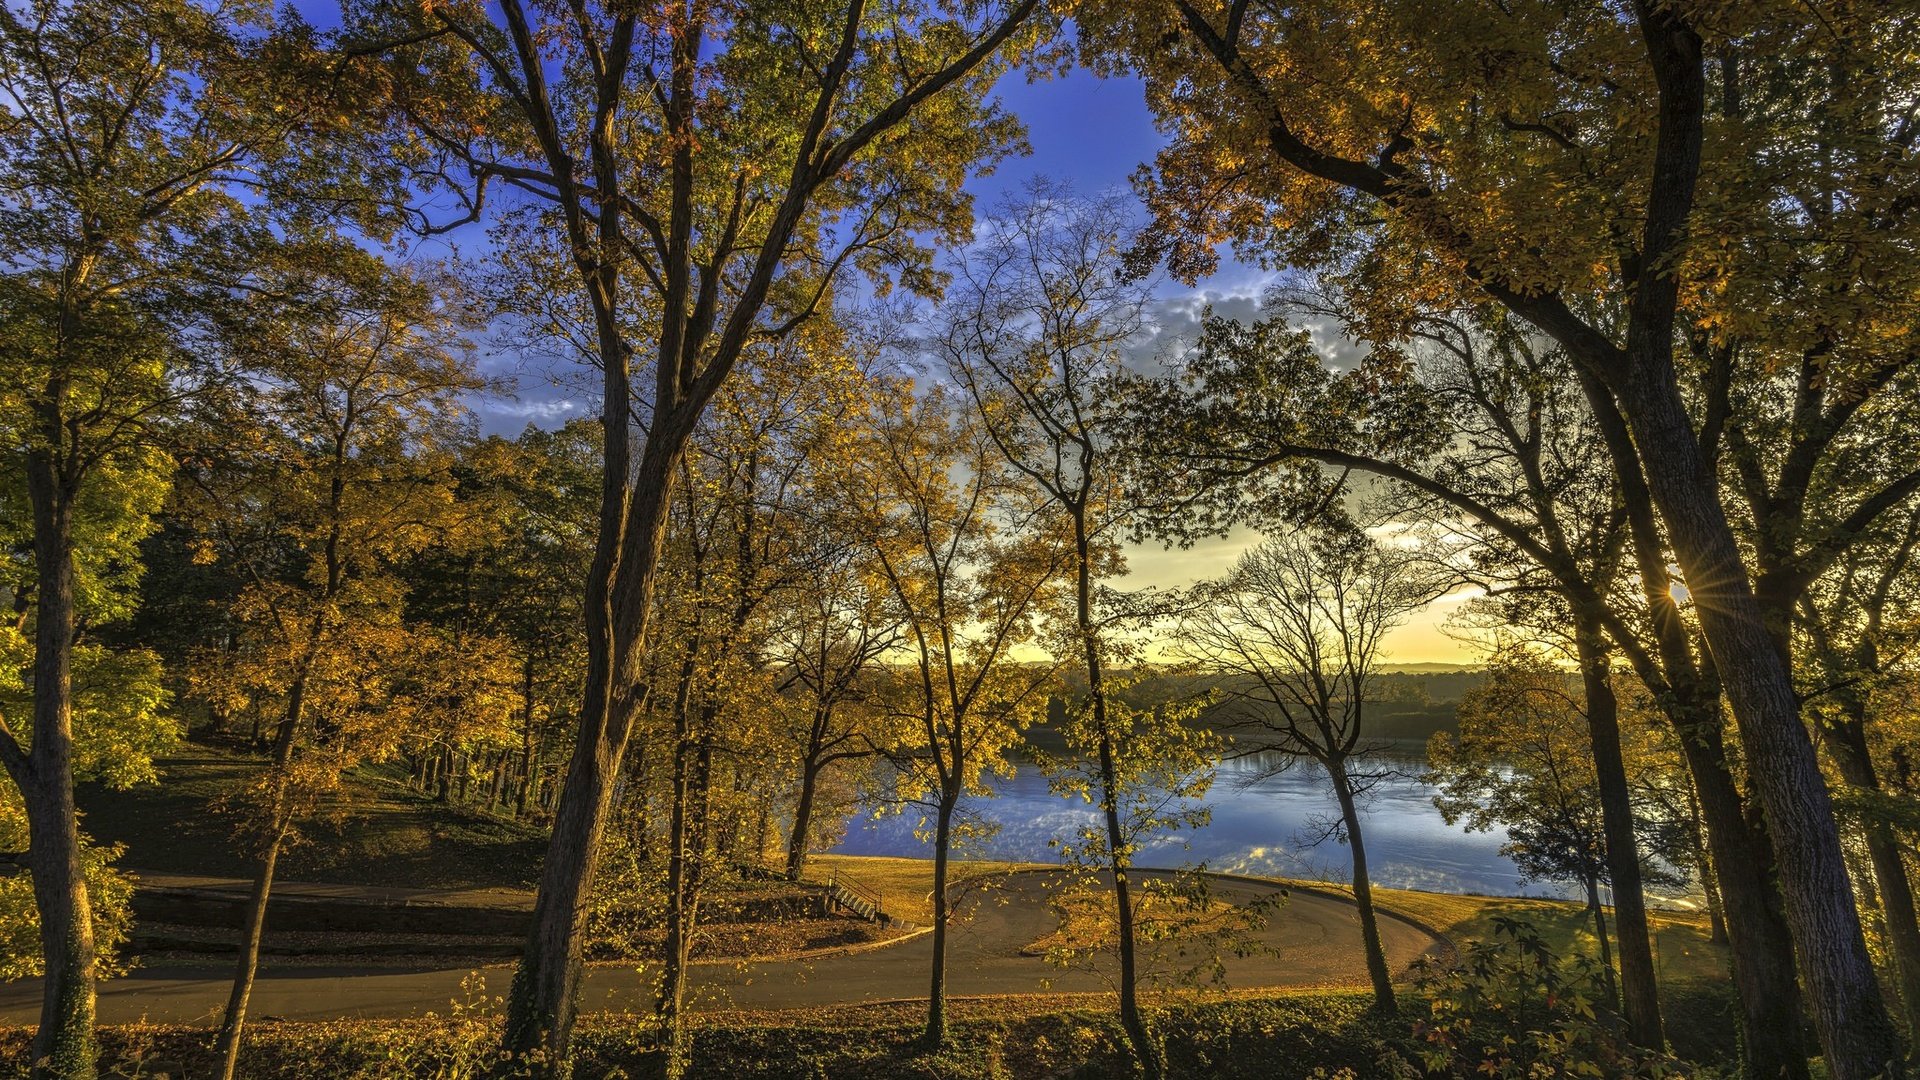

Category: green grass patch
[800, 854, 1046, 926]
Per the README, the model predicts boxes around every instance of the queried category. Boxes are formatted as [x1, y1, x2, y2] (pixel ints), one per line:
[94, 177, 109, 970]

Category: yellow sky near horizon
[1121, 529, 1482, 667]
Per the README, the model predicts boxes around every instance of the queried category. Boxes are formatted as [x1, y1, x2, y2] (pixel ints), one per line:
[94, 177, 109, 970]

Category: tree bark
[1682, 779, 1728, 945]
[1069, 508, 1162, 1075]
[1827, 705, 1920, 1046]
[654, 716, 714, 1080]
[212, 818, 288, 1080]
[1576, 368, 1812, 1078]
[785, 759, 821, 882]
[502, 443, 676, 1073]
[925, 792, 957, 1047]
[1572, 620, 1662, 1047]
[20, 768, 95, 1080]
[1669, 691, 1812, 1079]
[14, 450, 98, 1080]
[1620, 376, 1902, 1078]
[1586, 875, 1619, 1009]
[1327, 758, 1395, 1014]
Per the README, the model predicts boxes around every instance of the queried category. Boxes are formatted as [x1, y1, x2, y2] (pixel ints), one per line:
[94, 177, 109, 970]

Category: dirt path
[0, 871, 1444, 1025]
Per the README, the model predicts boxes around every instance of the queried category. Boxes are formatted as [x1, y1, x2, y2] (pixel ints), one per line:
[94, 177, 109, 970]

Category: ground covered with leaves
[0, 984, 1742, 1079]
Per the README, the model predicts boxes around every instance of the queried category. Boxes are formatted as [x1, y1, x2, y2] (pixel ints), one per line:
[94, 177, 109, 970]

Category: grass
[79, 743, 548, 891]
[1351, 881, 1729, 983]
[800, 854, 1046, 925]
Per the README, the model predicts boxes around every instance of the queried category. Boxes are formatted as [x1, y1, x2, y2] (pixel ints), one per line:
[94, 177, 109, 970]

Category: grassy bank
[800, 854, 1048, 926]
[0, 986, 1742, 1079]
[1336, 880, 1727, 984]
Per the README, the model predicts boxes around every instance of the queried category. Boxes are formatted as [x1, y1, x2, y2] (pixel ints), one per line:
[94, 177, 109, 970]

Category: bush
[1378, 916, 1722, 1079]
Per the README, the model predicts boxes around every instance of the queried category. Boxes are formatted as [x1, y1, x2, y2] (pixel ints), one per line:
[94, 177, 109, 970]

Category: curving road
[0, 871, 1444, 1025]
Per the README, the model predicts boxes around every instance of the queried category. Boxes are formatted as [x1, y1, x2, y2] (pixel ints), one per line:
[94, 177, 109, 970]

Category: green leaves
[1396, 919, 1703, 1079]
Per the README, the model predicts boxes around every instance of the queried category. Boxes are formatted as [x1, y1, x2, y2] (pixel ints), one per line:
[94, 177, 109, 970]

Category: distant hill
[1025, 669, 1486, 753]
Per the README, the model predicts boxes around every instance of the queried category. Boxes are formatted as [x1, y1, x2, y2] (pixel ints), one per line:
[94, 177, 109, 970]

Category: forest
[1, 0, 1918, 1077]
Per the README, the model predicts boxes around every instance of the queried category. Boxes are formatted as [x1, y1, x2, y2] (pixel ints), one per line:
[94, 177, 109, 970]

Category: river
[829, 743, 1562, 898]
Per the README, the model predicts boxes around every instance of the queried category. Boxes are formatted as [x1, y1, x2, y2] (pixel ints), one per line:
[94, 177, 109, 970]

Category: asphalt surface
[0, 870, 1444, 1024]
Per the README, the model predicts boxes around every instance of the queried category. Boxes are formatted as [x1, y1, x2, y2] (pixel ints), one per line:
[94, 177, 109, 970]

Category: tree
[766, 516, 900, 882]
[403, 422, 601, 819]
[1178, 523, 1444, 1012]
[0, 1, 399, 1068]
[1373, 311, 1677, 1049]
[1430, 656, 1690, 1007]
[936, 181, 1186, 1073]
[1129, 300, 1812, 1074]
[0, 621, 168, 989]
[1798, 500, 1920, 1041]
[346, 0, 1051, 1063]
[642, 334, 853, 1080]
[1031, 672, 1217, 1049]
[852, 383, 1065, 1046]
[1071, 1, 1912, 1071]
[177, 249, 489, 1080]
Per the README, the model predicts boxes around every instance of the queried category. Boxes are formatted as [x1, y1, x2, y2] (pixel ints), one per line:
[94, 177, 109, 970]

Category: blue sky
[971, 66, 1164, 205]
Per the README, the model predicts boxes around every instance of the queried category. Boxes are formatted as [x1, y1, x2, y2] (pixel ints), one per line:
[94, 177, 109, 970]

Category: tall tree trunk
[654, 716, 713, 1080]
[785, 758, 821, 882]
[1102, 758, 1157, 1078]
[215, 651, 314, 1080]
[1586, 876, 1619, 1009]
[925, 791, 957, 1047]
[1572, 620, 1662, 1047]
[1686, 781, 1728, 946]
[15, 460, 97, 1080]
[20, 768, 95, 1080]
[212, 821, 288, 1080]
[1328, 758, 1394, 1014]
[502, 442, 677, 1073]
[436, 744, 453, 802]
[1673, 701, 1812, 1079]
[1579, 370, 1810, 1077]
[1621, 378, 1901, 1078]
[516, 660, 541, 819]
[1072, 509, 1161, 1076]
[1828, 707, 1920, 1045]
[517, 750, 537, 819]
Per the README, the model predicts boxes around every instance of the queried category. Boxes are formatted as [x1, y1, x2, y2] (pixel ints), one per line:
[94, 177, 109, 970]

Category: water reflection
[831, 743, 1556, 898]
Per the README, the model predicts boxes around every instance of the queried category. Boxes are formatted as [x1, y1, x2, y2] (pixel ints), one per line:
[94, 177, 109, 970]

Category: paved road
[0, 871, 1443, 1024]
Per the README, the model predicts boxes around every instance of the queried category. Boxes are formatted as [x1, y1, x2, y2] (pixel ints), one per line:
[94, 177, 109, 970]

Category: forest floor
[0, 984, 1743, 1079]
[79, 748, 549, 891]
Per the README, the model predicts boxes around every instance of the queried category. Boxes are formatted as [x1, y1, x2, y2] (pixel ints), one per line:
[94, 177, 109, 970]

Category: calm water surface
[831, 746, 1575, 899]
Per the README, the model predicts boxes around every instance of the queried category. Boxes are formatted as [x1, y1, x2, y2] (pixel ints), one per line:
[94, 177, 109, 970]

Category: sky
[958, 67, 1481, 665]
[451, 58, 1481, 666]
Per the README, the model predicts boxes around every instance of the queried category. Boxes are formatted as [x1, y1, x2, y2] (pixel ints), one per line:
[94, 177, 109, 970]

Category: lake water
[830, 745, 1562, 898]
